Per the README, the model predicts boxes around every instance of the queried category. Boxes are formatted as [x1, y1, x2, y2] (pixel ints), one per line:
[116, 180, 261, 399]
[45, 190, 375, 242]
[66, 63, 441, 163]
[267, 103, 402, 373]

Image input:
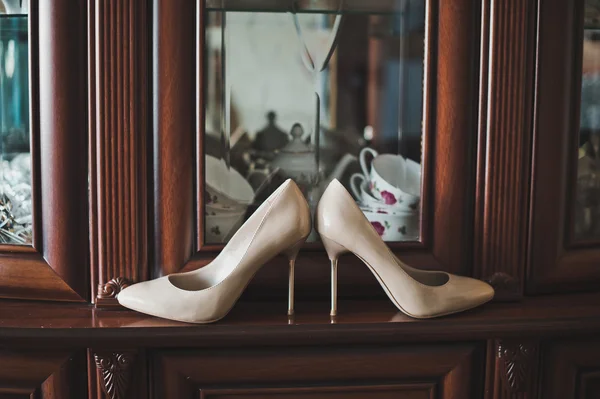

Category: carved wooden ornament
[94, 352, 135, 399]
[97, 278, 132, 300]
[497, 341, 535, 393]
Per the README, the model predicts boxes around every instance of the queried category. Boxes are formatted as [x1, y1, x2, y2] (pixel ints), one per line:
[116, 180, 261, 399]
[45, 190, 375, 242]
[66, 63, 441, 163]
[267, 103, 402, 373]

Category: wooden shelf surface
[0, 293, 599, 348]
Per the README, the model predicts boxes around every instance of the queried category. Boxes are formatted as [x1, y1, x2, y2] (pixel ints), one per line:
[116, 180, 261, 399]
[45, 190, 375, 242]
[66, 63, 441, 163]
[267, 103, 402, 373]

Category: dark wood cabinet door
[0, 0, 89, 302]
[541, 340, 600, 399]
[153, 344, 484, 398]
[0, 349, 87, 398]
[151, 0, 483, 301]
[528, 0, 600, 294]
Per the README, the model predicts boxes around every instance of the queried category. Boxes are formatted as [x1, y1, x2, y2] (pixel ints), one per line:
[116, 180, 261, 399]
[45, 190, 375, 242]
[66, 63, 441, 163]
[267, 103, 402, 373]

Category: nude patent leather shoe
[118, 179, 312, 323]
[316, 179, 494, 319]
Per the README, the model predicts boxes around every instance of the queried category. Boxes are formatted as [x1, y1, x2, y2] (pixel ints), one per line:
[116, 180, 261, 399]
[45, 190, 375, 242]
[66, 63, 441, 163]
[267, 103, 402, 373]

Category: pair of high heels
[118, 179, 494, 323]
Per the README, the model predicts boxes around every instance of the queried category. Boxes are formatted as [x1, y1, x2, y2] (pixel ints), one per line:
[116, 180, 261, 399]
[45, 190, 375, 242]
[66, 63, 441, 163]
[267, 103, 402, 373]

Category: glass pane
[204, 0, 424, 244]
[0, 0, 31, 245]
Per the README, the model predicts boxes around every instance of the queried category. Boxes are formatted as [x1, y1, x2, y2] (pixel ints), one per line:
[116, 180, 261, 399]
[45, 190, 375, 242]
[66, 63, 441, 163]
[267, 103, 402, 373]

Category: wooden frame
[0, 0, 89, 302]
[527, 0, 600, 294]
[152, 0, 482, 299]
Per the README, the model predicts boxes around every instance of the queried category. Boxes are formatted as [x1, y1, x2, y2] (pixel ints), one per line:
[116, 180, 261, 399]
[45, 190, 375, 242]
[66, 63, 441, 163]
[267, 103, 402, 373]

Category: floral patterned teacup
[359, 205, 419, 242]
[359, 148, 421, 208]
[205, 210, 246, 244]
[350, 173, 418, 212]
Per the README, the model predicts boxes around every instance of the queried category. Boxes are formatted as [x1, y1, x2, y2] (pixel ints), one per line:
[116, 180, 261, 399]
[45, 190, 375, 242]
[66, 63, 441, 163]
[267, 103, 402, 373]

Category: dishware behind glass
[359, 205, 419, 241]
[350, 173, 417, 212]
[205, 155, 255, 206]
[359, 147, 421, 207]
[205, 210, 246, 244]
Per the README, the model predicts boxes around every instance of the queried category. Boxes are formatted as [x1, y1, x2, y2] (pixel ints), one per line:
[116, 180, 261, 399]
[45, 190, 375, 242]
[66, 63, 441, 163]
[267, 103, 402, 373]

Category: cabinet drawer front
[153, 344, 483, 399]
[201, 384, 434, 399]
[541, 340, 600, 399]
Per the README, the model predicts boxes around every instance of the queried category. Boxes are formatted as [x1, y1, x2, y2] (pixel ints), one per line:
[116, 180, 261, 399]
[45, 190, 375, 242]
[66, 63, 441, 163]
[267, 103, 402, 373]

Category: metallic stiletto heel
[284, 239, 307, 316]
[321, 235, 348, 317]
[330, 258, 338, 317]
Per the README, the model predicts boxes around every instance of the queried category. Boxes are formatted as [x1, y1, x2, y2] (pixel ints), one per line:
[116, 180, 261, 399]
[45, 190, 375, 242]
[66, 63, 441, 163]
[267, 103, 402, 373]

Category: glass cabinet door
[153, 0, 480, 290]
[0, 0, 31, 245]
[576, 1, 600, 242]
[203, 0, 425, 244]
[529, 0, 600, 293]
[0, 1, 88, 302]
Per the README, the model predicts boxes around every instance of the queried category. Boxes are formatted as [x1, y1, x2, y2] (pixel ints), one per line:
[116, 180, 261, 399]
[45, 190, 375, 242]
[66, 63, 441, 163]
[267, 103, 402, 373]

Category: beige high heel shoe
[118, 179, 312, 323]
[316, 179, 494, 319]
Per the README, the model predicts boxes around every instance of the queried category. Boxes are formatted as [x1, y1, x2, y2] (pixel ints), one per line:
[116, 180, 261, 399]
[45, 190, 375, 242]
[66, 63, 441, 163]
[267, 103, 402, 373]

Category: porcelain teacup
[359, 205, 419, 242]
[205, 155, 255, 208]
[359, 148, 421, 207]
[350, 173, 418, 212]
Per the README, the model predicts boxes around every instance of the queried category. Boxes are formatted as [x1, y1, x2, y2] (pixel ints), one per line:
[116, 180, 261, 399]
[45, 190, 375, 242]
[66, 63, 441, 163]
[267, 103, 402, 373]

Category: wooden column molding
[474, 0, 537, 300]
[89, 0, 149, 305]
[485, 340, 539, 399]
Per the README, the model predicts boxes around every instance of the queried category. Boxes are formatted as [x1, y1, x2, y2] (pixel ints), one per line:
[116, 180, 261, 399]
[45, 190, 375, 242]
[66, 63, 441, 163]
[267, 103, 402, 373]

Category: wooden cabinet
[0, 0, 599, 398]
[541, 340, 600, 399]
[153, 345, 483, 399]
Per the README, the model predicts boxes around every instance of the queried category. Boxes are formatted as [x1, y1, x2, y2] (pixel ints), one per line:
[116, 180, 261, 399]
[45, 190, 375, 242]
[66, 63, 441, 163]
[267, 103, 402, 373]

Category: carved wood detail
[474, 0, 537, 300]
[89, 0, 149, 304]
[97, 277, 132, 306]
[94, 352, 135, 399]
[485, 273, 520, 295]
[497, 342, 534, 393]
[488, 340, 539, 399]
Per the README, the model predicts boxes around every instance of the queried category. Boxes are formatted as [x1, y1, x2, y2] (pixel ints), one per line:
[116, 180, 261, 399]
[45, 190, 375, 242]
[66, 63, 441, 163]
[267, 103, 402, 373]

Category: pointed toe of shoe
[478, 280, 495, 304]
[117, 281, 155, 314]
[452, 275, 495, 311]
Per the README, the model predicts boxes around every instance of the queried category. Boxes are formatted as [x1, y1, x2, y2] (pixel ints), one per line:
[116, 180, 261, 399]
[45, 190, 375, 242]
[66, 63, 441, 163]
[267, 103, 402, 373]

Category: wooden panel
[540, 340, 600, 399]
[528, 0, 600, 293]
[152, 0, 196, 277]
[154, 0, 482, 300]
[88, 350, 148, 399]
[474, 0, 536, 299]
[89, 0, 149, 305]
[485, 340, 539, 399]
[0, 0, 88, 301]
[0, 349, 87, 398]
[154, 345, 483, 398]
[200, 384, 435, 399]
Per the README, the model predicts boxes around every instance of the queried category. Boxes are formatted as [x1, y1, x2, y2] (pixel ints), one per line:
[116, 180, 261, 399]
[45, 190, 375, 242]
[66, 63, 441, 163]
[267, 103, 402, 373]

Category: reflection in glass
[204, 1, 425, 244]
[0, 0, 31, 245]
